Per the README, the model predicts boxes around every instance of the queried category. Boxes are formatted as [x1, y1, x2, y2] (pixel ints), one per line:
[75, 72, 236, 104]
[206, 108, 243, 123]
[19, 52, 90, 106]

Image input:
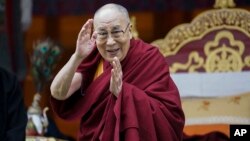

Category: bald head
[93, 3, 130, 26]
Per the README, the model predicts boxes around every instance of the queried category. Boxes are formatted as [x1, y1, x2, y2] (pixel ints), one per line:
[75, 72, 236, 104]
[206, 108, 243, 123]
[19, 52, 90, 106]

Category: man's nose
[106, 34, 115, 45]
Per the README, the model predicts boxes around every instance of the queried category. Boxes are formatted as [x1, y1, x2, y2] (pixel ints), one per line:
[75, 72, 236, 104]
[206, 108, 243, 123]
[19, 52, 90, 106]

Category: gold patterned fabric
[151, 2, 250, 73]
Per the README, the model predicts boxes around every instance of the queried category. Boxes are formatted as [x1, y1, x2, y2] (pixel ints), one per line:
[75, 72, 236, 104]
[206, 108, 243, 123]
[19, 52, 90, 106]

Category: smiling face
[93, 7, 132, 62]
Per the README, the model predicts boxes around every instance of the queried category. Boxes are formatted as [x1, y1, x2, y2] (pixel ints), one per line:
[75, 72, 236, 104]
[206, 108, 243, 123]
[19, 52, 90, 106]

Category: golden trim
[168, 31, 250, 72]
[151, 8, 250, 57]
[170, 52, 204, 73]
[245, 56, 250, 67]
[214, 0, 236, 8]
[204, 31, 244, 72]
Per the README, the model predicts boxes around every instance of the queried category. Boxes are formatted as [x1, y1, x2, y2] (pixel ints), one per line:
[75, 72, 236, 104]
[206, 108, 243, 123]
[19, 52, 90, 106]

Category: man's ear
[129, 24, 133, 39]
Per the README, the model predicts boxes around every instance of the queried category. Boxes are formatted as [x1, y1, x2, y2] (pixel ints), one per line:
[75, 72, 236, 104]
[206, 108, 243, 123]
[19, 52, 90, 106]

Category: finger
[114, 57, 121, 71]
[109, 69, 113, 91]
[115, 62, 121, 78]
[110, 63, 118, 81]
[111, 59, 122, 80]
[112, 58, 122, 79]
[83, 19, 93, 31]
[85, 19, 93, 35]
[78, 25, 86, 39]
[91, 31, 97, 41]
[110, 60, 115, 69]
[86, 31, 97, 47]
[78, 19, 93, 39]
[110, 69, 114, 82]
[110, 69, 116, 90]
[110, 59, 117, 73]
[84, 19, 93, 39]
[114, 69, 122, 83]
[111, 61, 118, 78]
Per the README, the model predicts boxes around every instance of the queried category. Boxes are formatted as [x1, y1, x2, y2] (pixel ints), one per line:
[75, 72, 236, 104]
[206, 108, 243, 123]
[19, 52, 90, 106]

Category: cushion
[182, 92, 250, 126]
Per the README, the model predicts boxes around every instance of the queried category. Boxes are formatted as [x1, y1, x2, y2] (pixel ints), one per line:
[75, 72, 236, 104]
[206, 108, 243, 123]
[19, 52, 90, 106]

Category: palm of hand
[76, 19, 96, 59]
[110, 57, 123, 97]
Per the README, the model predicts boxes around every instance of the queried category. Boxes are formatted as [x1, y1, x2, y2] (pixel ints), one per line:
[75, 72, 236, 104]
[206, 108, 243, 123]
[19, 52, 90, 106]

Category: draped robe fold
[51, 39, 185, 141]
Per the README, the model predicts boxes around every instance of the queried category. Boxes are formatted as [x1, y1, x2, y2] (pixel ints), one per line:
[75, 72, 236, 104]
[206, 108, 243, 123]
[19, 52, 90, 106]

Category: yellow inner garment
[93, 59, 104, 80]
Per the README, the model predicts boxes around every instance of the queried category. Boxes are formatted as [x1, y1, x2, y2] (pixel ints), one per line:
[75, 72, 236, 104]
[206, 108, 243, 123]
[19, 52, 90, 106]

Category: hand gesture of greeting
[110, 57, 123, 97]
[75, 19, 97, 59]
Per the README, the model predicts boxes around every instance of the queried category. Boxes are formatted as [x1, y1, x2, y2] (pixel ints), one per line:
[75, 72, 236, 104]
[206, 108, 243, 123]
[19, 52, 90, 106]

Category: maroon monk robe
[51, 39, 185, 141]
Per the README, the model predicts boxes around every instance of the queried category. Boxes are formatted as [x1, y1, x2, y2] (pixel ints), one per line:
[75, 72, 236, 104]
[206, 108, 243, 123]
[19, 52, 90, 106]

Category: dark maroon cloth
[51, 39, 185, 141]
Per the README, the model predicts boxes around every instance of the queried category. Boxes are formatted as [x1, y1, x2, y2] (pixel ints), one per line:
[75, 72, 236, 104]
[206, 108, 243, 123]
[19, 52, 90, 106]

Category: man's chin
[105, 56, 123, 62]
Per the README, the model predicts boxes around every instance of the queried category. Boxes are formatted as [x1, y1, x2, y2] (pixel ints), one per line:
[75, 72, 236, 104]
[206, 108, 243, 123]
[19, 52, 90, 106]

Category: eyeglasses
[96, 23, 130, 41]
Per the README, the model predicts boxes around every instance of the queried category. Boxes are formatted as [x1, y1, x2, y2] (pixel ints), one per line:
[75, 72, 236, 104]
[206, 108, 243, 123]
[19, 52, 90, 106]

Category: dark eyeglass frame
[119, 23, 130, 35]
[96, 23, 130, 40]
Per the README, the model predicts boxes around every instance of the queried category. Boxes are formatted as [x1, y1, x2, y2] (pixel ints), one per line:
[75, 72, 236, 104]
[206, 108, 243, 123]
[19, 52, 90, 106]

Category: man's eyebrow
[112, 25, 121, 30]
[97, 28, 107, 31]
[96, 25, 121, 31]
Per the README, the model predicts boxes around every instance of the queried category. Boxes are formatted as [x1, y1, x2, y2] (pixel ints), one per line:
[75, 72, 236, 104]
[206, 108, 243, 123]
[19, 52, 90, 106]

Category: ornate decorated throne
[151, 0, 250, 137]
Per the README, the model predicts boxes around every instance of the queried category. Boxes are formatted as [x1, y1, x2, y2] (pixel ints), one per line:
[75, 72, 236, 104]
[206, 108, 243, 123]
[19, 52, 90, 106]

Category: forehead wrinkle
[95, 19, 124, 31]
[96, 25, 122, 32]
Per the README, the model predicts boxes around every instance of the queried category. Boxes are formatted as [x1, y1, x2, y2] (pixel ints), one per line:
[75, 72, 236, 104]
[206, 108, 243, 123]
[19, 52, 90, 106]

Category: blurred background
[1, 0, 250, 140]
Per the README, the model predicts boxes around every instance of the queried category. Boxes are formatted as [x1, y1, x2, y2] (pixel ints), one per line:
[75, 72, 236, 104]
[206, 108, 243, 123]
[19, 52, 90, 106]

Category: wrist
[71, 53, 85, 67]
[73, 53, 86, 61]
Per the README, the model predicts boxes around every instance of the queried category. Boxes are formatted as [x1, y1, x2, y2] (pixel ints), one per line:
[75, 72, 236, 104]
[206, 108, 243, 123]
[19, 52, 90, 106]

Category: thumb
[91, 31, 97, 41]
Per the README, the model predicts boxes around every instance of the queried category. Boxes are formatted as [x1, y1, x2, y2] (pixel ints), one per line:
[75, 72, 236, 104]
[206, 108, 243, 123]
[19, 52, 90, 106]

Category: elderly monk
[50, 3, 185, 141]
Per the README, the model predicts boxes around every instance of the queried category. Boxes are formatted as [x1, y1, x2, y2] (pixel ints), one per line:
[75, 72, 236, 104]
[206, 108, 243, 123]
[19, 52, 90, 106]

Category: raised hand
[75, 19, 97, 59]
[110, 57, 123, 97]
